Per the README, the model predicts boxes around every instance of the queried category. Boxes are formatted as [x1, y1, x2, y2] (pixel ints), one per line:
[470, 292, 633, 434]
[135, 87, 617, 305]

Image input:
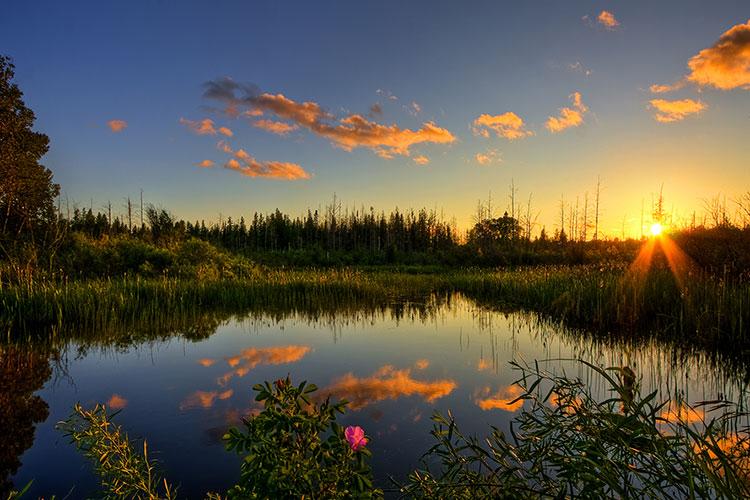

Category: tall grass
[2, 266, 749, 359]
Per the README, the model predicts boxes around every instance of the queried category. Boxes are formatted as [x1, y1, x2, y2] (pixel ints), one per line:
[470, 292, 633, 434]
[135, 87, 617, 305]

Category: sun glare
[650, 223, 663, 236]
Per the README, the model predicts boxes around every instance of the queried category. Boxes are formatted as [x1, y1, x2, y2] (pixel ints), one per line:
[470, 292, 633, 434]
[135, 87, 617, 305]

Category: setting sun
[650, 223, 663, 236]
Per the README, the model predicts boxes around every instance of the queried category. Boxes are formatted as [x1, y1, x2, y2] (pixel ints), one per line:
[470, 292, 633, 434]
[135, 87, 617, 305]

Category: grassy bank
[2, 266, 749, 355]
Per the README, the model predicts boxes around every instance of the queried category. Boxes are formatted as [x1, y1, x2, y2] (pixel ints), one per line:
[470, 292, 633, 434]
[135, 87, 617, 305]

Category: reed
[2, 266, 749, 359]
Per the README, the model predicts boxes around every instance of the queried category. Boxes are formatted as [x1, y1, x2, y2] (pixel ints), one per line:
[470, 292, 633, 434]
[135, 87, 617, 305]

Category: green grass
[2, 266, 749, 359]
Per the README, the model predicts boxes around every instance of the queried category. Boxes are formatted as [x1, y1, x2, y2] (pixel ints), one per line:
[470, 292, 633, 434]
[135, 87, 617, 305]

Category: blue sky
[2, 0, 748, 235]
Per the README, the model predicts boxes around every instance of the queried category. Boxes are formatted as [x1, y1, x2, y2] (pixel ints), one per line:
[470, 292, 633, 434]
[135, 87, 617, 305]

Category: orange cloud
[474, 384, 524, 412]
[413, 155, 430, 165]
[686, 19, 750, 90]
[180, 389, 233, 410]
[545, 92, 588, 133]
[320, 365, 457, 410]
[216, 142, 310, 180]
[597, 10, 620, 30]
[202, 79, 455, 158]
[107, 394, 128, 409]
[197, 160, 214, 169]
[475, 149, 501, 166]
[218, 126, 233, 137]
[472, 112, 533, 140]
[197, 358, 216, 366]
[180, 117, 218, 135]
[218, 345, 311, 386]
[107, 119, 127, 133]
[225, 156, 310, 180]
[648, 98, 707, 122]
[253, 119, 299, 136]
[649, 81, 686, 94]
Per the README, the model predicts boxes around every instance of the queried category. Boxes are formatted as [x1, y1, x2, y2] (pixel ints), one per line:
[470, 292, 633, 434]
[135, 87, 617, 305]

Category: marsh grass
[2, 266, 748, 360]
[398, 360, 750, 499]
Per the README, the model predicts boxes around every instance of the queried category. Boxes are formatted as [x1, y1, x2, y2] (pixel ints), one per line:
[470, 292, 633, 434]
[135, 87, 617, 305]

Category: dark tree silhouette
[0, 55, 60, 250]
[0, 346, 51, 495]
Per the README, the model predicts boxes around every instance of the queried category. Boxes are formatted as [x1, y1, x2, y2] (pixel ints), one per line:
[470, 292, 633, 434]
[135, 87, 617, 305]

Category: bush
[224, 377, 381, 499]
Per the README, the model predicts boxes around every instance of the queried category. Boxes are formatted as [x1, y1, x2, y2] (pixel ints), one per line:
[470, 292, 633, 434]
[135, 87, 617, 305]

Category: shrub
[223, 377, 381, 499]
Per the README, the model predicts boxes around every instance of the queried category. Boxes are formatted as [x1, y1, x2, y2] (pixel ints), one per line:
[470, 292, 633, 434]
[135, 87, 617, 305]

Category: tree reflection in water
[0, 346, 51, 495]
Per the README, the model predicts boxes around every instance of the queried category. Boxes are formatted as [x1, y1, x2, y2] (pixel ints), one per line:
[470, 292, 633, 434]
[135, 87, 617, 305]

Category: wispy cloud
[197, 160, 215, 168]
[376, 88, 399, 101]
[369, 103, 383, 117]
[319, 365, 456, 410]
[568, 61, 593, 76]
[474, 384, 524, 412]
[472, 112, 533, 140]
[413, 155, 430, 165]
[107, 119, 127, 133]
[649, 81, 686, 94]
[545, 92, 588, 133]
[252, 119, 299, 136]
[225, 155, 310, 180]
[404, 101, 421, 116]
[686, 19, 750, 90]
[221, 143, 310, 180]
[218, 345, 312, 385]
[180, 389, 233, 410]
[218, 126, 233, 137]
[475, 149, 501, 166]
[180, 117, 218, 135]
[648, 98, 707, 122]
[202, 78, 456, 159]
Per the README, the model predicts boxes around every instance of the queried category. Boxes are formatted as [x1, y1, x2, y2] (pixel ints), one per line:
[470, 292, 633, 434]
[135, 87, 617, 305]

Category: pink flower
[344, 425, 368, 451]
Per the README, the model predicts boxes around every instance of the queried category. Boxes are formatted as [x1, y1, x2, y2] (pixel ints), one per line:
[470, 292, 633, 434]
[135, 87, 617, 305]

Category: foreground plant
[399, 360, 750, 499]
[223, 377, 381, 499]
[57, 404, 176, 500]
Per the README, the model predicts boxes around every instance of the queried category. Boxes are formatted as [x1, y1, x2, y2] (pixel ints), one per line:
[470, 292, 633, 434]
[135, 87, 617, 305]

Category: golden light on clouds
[218, 345, 311, 386]
[471, 112, 533, 140]
[475, 149, 501, 166]
[203, 80, 456, 159]
[687, 19, 750, 90]
[648, 98, 707, 122]
[320, 365, 457, 410]
[252, 119, 300, 136]
[180, 389, 234, 410]
[545, 92, 588, 133]
[215, 142, 311, 180]
[649, 81, 686, 94]
[597, 10, 620, 30]
[180, 117, 218, 135]
[474, 384, 524, 412]
[197, 160, 214, 168]
[107, 119, 127, 132]
[413, 155, 430, 165]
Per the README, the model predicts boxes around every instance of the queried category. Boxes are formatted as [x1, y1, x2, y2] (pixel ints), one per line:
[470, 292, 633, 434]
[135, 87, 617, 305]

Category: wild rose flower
[344, 425, 368, 451]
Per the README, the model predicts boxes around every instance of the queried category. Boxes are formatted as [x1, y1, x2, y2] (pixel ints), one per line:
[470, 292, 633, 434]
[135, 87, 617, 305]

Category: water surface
[6, 294, 749, 498]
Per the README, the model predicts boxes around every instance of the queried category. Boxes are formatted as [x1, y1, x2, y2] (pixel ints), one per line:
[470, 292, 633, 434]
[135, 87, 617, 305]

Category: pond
[5, 293, 749, 498]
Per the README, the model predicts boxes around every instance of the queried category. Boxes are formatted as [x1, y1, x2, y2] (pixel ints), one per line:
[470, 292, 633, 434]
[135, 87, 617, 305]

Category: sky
[1, 0, 748, 236]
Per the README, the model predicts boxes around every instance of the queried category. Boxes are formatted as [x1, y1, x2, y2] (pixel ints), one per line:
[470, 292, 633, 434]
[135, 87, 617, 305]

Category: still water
[6, 294, 749, 498]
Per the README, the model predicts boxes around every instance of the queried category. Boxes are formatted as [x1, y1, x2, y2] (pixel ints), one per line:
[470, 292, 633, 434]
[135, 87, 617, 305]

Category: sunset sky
[2, 1, 748, 236]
